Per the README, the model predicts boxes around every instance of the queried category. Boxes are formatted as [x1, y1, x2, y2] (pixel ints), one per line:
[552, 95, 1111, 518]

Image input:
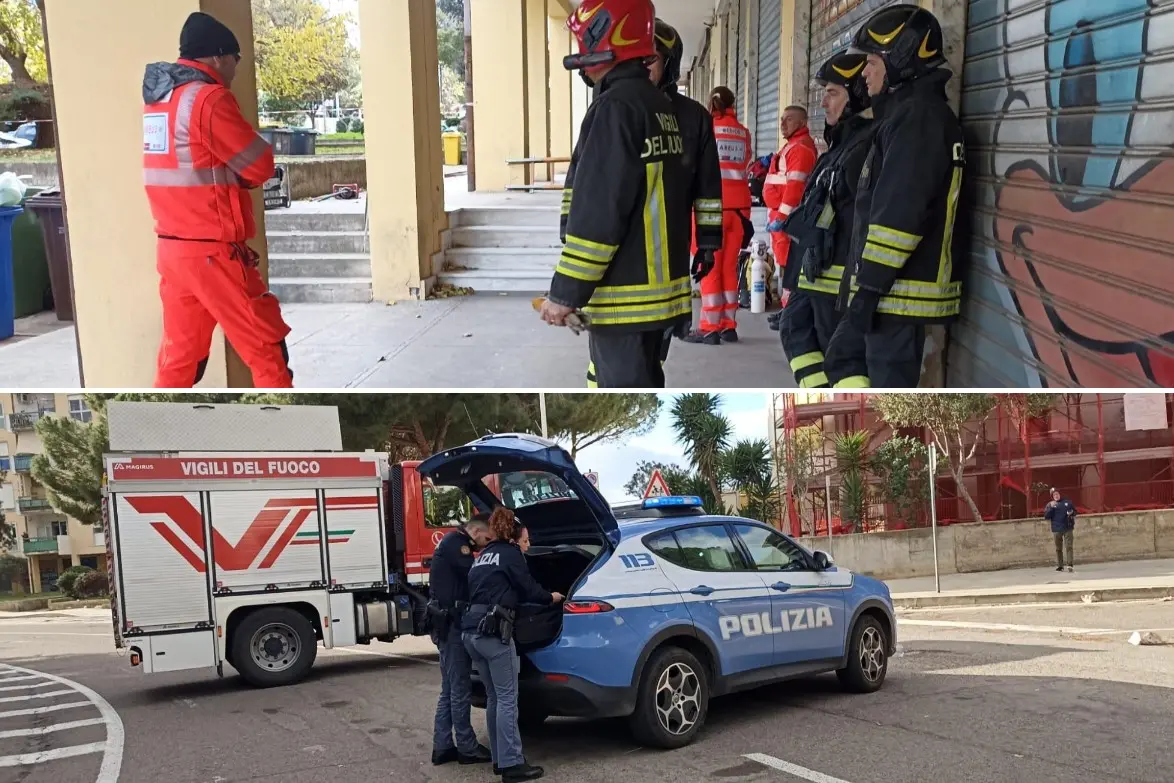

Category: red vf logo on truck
[125, 495, 377, 572]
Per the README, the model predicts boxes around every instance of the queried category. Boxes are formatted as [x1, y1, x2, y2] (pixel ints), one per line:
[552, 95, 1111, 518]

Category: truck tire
[836, 614, 889, 694]
[627, 646, 709, 749]
[231, 607, 318, 688]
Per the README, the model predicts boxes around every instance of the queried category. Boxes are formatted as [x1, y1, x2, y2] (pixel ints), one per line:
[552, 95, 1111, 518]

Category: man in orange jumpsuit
[682, 86, 753, 346]
[764, 106, 818, 330]
[143, 12, 293, 388]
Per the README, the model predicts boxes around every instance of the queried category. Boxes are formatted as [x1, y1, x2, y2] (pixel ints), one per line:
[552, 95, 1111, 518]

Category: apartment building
[0, 393, 105, 594]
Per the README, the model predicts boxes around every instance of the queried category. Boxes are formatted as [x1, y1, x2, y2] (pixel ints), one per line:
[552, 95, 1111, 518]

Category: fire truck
[101, 401, 509, 688]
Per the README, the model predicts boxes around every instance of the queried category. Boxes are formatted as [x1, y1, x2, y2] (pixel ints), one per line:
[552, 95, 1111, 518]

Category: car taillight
[563, 600, 614, 614]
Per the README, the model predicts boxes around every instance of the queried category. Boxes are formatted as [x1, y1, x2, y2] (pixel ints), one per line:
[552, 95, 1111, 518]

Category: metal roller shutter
[807, 0, 898, 140]
[755, 0, 782, 156]
[953, 0, 1174, 387]
[734, 0, 746, 111]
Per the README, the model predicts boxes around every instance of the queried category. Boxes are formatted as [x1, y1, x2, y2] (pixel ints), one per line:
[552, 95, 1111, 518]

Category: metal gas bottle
[749, 239, 770, 314]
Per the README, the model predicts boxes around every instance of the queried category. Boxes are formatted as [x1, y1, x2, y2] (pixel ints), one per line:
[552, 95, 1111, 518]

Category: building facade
[0, 393, 105, 594]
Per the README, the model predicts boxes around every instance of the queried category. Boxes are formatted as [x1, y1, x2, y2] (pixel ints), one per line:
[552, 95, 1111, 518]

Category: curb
[893, 585, 1174, 610]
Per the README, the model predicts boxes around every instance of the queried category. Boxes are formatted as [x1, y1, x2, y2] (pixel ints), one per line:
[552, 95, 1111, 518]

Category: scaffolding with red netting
[771, 393, 1174, 536]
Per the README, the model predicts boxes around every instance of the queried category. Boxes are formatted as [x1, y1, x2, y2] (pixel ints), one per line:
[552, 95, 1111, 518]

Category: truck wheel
[836, 615, 889, 694]
[627, 646, 709, 749]
[231, 607, 318, 688]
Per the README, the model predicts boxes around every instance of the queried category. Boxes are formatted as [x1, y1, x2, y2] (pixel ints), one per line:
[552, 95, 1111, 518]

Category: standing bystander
[1044, 488, 1076, 573]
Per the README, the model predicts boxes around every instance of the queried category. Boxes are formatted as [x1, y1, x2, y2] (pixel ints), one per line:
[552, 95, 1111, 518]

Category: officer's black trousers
[780, 291, 840, 388]
[825, 318, 926, 388]
[588, 329, 668, 388]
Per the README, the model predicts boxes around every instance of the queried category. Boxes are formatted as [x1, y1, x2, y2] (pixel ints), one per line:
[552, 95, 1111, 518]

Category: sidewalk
[887, 558, 1174, 609]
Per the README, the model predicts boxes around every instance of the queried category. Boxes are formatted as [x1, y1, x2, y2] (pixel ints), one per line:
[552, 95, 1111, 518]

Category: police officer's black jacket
[461, 540, 552, 631]
[783, 111, 875, 298]
[551, 60, 694, 333]
[429, 528, 476, 610]
[847, 69, 966, 324]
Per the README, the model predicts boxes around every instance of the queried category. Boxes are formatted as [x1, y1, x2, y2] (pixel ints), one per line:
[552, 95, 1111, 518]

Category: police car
[419, 434, 896, 749]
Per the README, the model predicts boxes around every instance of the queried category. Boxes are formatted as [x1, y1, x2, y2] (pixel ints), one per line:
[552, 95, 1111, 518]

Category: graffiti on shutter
[807, 0, 898, 143]
[955, 0, 1174, 387]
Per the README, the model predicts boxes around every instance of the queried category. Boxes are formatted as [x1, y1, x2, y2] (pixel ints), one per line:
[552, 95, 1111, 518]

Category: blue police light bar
[643, 495, 704, 509]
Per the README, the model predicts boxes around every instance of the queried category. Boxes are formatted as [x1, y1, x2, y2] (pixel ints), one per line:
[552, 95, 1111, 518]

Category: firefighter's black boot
[501, 762, 545, 781]
[681, 330, 721, 345]
[720, 329, 739, 343]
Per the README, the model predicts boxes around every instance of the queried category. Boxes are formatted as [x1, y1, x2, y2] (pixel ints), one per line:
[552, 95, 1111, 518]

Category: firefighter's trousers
[824, 317, 926, 389]
[781, 291, 839, 388]
[586, 329, 668, 388]
[155, 239, 294, 389]
[700, 209, 750, 333]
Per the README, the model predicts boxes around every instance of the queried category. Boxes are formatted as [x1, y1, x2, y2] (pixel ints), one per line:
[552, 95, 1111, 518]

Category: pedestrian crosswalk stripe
[0, 681, 57, 692]
[0, 689, 75, 703]
[744, 753, 855, 783]
[0, 718, 106, 739]
[0, 741, 107, 768]
[0, 700, 93, 718]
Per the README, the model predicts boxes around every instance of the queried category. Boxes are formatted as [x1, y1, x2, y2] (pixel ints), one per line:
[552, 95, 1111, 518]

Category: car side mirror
[812, 550, 834, 570]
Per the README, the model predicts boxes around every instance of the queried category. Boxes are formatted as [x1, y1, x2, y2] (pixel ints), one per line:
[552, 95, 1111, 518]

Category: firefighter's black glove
[847, 289, 881, 333]
[691, 250, 715, 283]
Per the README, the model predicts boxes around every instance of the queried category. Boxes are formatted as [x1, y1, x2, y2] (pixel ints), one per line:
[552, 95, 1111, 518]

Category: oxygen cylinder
[750, 240, 769, 315]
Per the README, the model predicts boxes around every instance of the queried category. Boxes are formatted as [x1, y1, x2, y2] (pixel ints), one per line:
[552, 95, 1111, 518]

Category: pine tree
[30, 412, 107, 527]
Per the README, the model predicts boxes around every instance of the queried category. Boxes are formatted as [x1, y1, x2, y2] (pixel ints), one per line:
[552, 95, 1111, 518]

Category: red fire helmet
[564, 0, 657, 72]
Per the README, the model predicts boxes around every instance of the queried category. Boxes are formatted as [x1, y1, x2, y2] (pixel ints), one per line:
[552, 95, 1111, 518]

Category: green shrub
[335, 117, 350, 133]
[72, 571, 108, 599]
[57, 565, 94, 598]
[0, 86, 52, 122]
[350, 118, 364, 135]
[0, 554, 28, 591]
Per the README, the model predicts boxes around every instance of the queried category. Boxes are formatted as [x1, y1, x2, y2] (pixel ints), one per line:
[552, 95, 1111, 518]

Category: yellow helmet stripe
[832, 61, 865, 79]
[867, 21, 905, 46]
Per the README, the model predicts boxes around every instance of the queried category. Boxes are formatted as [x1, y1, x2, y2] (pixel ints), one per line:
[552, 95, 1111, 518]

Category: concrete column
[919, 0, 968, 113]
[471, 0, 529, 191]
[547, 10, 573, 176]
[525, 0, 550, 182]
[43, 0, 262, 387]
[571, 70, 590, 149]
[359, 0, 447, 301]
[28, 557, 41, 594]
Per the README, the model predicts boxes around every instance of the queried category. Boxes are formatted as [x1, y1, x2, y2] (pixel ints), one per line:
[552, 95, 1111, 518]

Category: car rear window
[646, 532, 685, 567]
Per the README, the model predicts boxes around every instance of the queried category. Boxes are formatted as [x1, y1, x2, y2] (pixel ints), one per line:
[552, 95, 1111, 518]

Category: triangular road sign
[644, 469, 671, 499]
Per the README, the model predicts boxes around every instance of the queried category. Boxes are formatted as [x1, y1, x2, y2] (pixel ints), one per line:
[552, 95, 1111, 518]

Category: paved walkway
[888, 558, 1174, 607]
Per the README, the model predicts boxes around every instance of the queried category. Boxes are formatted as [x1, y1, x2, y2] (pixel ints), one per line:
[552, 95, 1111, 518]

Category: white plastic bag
[0, 171, 26, 207]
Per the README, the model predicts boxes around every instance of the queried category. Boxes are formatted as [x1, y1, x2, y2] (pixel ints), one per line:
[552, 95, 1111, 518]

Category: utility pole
[539, 393, 548, 439]
[929, 443, 941, 593]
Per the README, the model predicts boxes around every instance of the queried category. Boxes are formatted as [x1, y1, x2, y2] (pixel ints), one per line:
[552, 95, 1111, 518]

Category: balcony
[13, 454, 33, 473]
[8, 411, 43, 432]
[21, 537, 58, 554]
[17, 497, 52, 512]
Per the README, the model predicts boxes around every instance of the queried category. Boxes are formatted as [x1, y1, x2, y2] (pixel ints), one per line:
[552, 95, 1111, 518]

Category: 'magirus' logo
[126, 495, 376, 573]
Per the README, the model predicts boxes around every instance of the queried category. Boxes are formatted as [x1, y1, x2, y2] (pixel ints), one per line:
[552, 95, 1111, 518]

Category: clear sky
[573, 393, 772, 504]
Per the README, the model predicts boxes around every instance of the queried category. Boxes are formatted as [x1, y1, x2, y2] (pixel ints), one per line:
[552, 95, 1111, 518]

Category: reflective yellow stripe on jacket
[797, 264, 846, 297]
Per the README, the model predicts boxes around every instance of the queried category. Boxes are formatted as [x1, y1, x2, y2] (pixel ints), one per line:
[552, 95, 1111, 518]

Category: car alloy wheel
[654, 661, 701, 736]
[858, 625, 885, 683]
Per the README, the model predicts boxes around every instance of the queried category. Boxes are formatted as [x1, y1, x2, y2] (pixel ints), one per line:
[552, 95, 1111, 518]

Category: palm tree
[723, 439, 780, 523]
[670, 393, 731, 504]
[832, 430, 870, 533]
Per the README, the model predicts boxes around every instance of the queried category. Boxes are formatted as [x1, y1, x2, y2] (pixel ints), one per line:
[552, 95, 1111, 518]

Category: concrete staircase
[265, 210, 372, 303]
[440, 205, 562, 294]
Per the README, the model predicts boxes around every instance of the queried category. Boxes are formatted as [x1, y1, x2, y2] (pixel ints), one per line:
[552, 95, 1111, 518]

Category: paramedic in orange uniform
[683, 87, 753, 345]
[764, 106, 818, 327]
[143, 12, 293, 388]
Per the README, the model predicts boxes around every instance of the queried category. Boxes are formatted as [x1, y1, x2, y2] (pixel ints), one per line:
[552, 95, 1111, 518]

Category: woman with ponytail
[461, 507, 563, 781]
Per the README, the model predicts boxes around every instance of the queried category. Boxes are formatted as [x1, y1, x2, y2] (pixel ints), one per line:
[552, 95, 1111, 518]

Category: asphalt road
[2, 601, 1173, 783]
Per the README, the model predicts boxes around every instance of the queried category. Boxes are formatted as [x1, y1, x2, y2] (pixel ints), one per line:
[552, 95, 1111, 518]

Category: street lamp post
[539, 393, 549, 439]
[929, 442, 941, 594]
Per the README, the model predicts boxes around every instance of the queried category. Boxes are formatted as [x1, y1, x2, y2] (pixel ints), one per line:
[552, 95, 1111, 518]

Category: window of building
[0, 400, 6, 430]
[68, 395, 92, 423]
[732, 524, 811, 572]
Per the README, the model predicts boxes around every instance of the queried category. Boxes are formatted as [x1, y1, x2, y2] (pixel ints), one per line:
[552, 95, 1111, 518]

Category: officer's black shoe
[458, 744, 492, 765]
[500, 763, 545, 781]
[720, 329, 739, 343]
[431, 747, 459, 766]
[769, 319, 781, 332]
[1055, 566, 1064, 572]
[681, 330, 721, 345]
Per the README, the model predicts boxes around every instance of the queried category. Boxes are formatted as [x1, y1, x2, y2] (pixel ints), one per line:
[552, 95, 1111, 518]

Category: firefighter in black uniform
[779, 50, 876, 388]
[462, 508, 562, 781]
[823, 4, 966, 388]
[428, 518, 492, 767]
[539, 0, 695, 388]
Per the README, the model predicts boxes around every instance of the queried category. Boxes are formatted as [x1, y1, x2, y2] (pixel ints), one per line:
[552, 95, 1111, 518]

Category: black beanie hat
[180, 12, 241, 61]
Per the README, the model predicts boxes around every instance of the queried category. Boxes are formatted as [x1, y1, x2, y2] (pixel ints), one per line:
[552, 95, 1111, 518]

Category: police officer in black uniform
[539, 0, 695, 388]
[823, 4, 966, 388]
[429, 517, 493, 767]
[462, 509, 562, 781]
[779, 50, 876, 388]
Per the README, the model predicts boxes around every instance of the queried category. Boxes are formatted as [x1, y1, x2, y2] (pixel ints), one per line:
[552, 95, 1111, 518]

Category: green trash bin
[10, 185, 50, 319]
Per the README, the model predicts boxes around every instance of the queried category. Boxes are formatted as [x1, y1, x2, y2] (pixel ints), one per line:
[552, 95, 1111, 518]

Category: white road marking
[899, 619, 1118, 635]
[744, 753, 855, 783]
[330, 645, 440, 666]
[0, 718, 106, 739]
[0, 675, 39, 682]
[0, 689, 76, 703]
[0, 681, 57, 692]
[0, 663, 124, 782]
[0, 701, 93, 718]
[0, 741, 107, 767]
